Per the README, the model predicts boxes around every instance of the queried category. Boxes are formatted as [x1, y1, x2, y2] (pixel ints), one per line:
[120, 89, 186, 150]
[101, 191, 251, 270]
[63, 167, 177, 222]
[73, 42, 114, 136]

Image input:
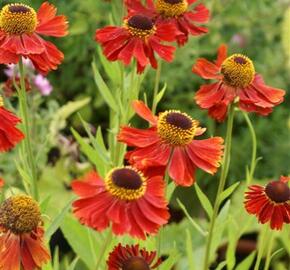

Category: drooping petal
[168, 147, 196, 186]
[186, 137, 224, 175]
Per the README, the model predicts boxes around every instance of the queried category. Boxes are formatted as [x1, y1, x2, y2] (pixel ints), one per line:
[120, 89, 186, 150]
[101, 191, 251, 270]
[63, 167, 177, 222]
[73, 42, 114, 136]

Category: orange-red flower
[0, 96, 24, 152]
[0, 178, 4, 189]
[0, 2, 68, 74]
[118, 100, 224, 187]
[72, 167, 169, 240]
[107, 243, 162, 270]
[126, 0, 209, 46]
[244, 176, 290, 230]
[192, 44, 285, 122]
[0, 195, 50, 270]
[95, 14, 177, 73]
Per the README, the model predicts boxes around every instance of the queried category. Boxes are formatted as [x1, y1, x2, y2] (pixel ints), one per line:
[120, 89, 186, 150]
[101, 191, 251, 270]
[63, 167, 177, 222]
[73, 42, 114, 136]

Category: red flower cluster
[126, 0, 209, 46]
[72, 167, 169, 239]
[96, 0, 209, 73]
[118, 100, 224, 186]
[0, 2, 68, 74]
[192, 44, 285, 122]
[245, 176, 290, 230]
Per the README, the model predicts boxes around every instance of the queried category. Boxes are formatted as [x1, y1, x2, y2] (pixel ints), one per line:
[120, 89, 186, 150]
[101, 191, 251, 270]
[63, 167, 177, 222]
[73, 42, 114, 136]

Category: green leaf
[177, 198, 207, 236]
[45, 198, 73, 240]
[216, 261, 227, 270]
[61, 215, 99, 269]
[98, 47, 121, 85]
[67, 257, 80, 270]
[194, 183, 213, 219]
[159, 249, 180, 270]
[218, 182, 240, 205]
[236, 251, 257, 270]
[71, 128, 100, 166]
[166, 181, 176, 201]
[92, 59, 118, 112]
[186, 229, 196, 270]
[49, 97, 90, 145]
[155, 83, 167, 105]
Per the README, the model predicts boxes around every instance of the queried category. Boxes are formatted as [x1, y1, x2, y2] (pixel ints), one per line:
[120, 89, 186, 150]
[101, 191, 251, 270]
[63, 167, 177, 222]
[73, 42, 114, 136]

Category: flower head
[118, 100, 224, 186]
[126, 0, 209, 46]
[0, 195, 50, 270]
[72, 166, 169, 239]
[107, 243, 162, 270]
[0, 95, 24, 152]
[192, 44, 285, 122]
[0, 2, 68, 74]
[244, 176, 290, 230]
[95, 13, 177, 73]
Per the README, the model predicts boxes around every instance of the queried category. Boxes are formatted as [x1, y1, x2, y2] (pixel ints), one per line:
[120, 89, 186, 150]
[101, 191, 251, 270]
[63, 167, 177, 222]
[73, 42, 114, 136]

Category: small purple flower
[33, 74, 53, 96]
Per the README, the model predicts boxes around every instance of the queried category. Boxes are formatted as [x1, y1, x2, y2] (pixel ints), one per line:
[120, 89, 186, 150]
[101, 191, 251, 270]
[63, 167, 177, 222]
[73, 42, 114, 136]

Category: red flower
[95, 14, 177, 73]
[107, 243, 162, 270]
[118, 100, 224, 187]
[0, 2, 68, 74]
[126, 0, 209, 46]
[72, 167, 169, 240]
[192, 44, 285, 122]
[0, 195, 50, 270]
[244, 176, 290, 230]
[0, 178, 4, 189]
[0, 96, 24, 152]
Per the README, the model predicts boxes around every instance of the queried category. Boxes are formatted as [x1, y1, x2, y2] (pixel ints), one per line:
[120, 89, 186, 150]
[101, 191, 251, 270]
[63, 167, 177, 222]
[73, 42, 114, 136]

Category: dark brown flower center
[128, 15, 153, 31]
[112, 168, 143, 190]
[234, 56, 247, 64]
[265, 181, 290, 203]
[123, 257, 150, 270]
[9, 5, 30, 13]
[166, 112, 193, 130]
[164, 0, 183, 4]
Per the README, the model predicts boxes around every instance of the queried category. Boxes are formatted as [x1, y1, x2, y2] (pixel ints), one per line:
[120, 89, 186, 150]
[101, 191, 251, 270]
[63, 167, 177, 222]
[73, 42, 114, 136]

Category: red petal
[118, 126, 159, 147]
[36, 2, 68, 37]
[169, 147, 196, 186]
[186, 137, 224, 174]
[132, 100, 158, 125]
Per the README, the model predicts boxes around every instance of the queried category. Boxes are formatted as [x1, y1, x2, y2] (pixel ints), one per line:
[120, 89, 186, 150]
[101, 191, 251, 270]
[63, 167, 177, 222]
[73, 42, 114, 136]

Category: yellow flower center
[0, 3, 37, 35]
[105, 167, 147, 201]
[0, 95, 3, 107]
[0, 195, 41, 234]
[221, 54, 255, 88]
[156, 0, 188, 18]
[157, 110, 197, 146]
[124, 14, 156, 39]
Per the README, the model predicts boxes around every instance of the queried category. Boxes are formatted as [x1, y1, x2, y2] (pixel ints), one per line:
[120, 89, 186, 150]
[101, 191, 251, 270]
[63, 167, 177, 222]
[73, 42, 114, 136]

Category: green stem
[152, 61, 162, 114]
[95, 229, 112, 270]
[263, 231, 275, 270]
[254, 226, 268, 270]
[203, 105, 235, 270]
[18, 58, 39, 200]
[242, 112, 257, 185]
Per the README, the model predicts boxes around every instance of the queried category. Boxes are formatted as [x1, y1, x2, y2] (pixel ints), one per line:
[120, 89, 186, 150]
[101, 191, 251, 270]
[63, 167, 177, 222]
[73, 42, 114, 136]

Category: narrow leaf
[194, 184, 213, 219]
[218, 182, 240, 205]
[236, 251, 256, 270]
[92, 60, 118, 112]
